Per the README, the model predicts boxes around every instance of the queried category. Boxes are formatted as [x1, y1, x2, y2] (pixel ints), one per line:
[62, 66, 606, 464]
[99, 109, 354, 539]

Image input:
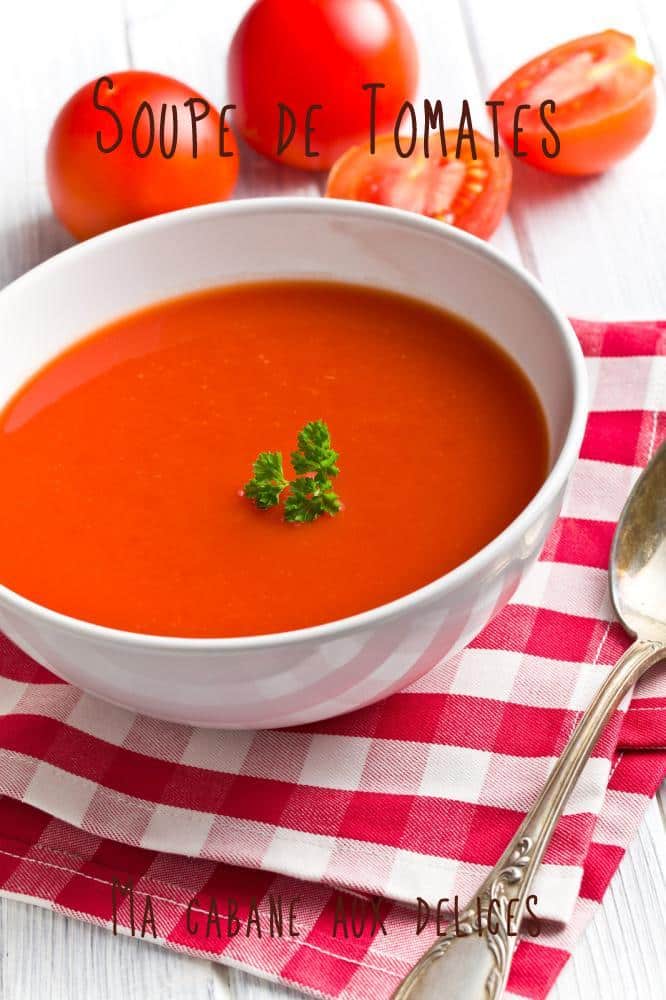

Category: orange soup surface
[0, 282, 548, 637]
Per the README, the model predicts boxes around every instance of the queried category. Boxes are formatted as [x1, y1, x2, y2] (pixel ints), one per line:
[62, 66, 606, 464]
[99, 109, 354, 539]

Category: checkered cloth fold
[0, 320, 664, 999]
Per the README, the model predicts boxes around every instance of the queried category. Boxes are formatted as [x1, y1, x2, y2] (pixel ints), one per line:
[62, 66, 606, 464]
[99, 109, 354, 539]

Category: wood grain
[0, 897, 232, 1000]
[0, 0, 128, 285]
[552, 797, 666, 1000]
[0, 0, 664, 997]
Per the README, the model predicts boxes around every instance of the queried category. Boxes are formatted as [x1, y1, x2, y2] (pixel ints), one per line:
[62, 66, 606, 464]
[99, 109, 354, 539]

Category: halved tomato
[325, 131, 512, 240]
[490, 30, 656, 175]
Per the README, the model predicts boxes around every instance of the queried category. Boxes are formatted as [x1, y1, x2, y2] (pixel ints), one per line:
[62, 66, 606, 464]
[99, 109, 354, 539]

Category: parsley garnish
[284, 474, 342, 523]
[243, 420, 342, 523]
[242, 451, 289, 509]
[291, 420, 340, 479]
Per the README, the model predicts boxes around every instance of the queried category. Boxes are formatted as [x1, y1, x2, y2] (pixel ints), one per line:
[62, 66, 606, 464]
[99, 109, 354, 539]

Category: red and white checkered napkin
[0, 320, 664, 999]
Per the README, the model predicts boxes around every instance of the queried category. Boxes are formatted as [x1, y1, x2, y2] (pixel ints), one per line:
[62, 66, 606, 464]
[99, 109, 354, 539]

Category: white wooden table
[1, 1, 665, 997]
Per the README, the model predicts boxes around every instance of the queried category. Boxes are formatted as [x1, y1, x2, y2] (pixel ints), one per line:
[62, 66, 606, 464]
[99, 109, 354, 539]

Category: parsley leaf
[242, 420, 343, 524]
[243, 451, 289, 509]
[291, 420, 339, 481]
[284, 475, 342, 523]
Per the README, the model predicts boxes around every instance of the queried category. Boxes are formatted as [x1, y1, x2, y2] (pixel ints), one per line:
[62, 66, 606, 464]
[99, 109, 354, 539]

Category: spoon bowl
[611, 443, 666, 643]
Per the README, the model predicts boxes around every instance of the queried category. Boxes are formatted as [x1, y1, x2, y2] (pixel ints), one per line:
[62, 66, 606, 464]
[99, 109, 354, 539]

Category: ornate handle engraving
[393, 837, 533, 1000]
[483, 837, 532, 996]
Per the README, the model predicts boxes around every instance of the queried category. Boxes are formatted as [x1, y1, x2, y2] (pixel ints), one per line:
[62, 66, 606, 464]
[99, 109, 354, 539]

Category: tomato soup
[0, 281, 548, 637]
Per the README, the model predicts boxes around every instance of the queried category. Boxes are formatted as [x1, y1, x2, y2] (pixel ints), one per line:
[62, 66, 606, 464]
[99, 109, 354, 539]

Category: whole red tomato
[228, 0, 419, 170]
[47, 71, 238, 240]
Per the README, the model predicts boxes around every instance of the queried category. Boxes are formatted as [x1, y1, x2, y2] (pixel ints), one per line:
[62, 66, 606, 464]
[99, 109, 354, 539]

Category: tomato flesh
[490, 30, 656, 175]
[326, 132, 512, 240]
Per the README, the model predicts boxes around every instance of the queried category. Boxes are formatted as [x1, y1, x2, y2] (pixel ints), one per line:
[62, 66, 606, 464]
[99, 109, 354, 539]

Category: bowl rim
[0, 196, 588, 650]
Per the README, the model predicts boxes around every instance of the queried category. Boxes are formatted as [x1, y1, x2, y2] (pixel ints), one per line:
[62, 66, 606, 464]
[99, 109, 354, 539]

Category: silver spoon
[393, 441, 665, 1000]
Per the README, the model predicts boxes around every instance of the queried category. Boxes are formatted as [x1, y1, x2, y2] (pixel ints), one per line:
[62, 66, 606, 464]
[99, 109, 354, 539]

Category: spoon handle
[392, 637, 665, 1000]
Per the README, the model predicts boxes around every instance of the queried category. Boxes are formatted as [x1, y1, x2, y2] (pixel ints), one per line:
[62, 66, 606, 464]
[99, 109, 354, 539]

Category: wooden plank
[553, 796, 666, 999]
[0, 897, 231, 1000]
[462, 0, 666, 317]
[0, 0, 129, 288]
[229, 968, 304, 1000]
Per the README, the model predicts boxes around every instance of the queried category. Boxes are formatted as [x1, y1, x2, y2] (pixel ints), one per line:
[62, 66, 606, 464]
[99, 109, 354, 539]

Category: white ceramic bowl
[0, 198, 587, 728]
